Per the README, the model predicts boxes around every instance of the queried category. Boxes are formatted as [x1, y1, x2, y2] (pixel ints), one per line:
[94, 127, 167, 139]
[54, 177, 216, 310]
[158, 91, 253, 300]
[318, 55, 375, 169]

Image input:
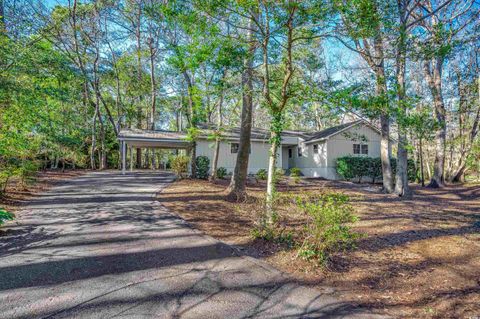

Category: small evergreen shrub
[195, 156, 210, 179]
[290, 167, 302, 177]
[273, 168, 285, 184]
[0, 208, 14, 226]
[171, 155, 190, 179]
[216, 167, 227, 179]
[295, 192, 361, 265]
[256, 169, 268, 180]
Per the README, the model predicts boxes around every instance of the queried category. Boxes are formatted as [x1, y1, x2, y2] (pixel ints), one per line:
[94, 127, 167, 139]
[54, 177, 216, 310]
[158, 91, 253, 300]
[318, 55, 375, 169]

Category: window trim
[353, 143, 368, 155]
[361, 144, 368, 155]
[313, 144, 319, 154]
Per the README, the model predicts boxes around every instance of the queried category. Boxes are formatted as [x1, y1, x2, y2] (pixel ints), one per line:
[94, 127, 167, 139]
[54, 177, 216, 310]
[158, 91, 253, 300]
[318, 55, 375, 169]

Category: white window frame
[353, 143, 368, 155]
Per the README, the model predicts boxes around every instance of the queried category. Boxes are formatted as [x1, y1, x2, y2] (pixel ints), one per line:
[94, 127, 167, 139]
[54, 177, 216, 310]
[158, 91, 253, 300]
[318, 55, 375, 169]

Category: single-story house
[117, 119, 382, 180]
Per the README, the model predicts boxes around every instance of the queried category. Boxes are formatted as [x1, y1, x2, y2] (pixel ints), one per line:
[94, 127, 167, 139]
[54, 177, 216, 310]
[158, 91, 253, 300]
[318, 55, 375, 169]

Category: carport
[118, 129, 191, 174]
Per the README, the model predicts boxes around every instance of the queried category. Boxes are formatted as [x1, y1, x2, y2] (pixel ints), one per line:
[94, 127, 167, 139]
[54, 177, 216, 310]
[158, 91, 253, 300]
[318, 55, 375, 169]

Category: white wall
[326, 124, 381, 167]
[289, 123, 381, 179]
[196, 139, 282, 175]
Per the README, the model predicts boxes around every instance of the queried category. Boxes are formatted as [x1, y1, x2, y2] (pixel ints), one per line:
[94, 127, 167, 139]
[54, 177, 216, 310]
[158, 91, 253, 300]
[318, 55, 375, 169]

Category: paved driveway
[0, 171, 383, 318]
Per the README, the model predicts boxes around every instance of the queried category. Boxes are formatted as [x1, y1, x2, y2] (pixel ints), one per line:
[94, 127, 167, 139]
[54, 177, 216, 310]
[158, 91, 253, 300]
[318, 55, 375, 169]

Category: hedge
[195, 156, 210, 179]
[336, 156, 416, 183]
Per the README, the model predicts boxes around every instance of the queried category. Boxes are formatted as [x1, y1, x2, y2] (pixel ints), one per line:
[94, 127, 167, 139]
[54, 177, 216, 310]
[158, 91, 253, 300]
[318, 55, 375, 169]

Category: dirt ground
[0, 170, 88, 210]
[159, 177, 480, 319]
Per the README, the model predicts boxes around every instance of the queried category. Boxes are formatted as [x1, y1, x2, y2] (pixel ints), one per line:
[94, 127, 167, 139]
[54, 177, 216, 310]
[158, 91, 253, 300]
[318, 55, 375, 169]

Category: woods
[1, 0, 479, 194]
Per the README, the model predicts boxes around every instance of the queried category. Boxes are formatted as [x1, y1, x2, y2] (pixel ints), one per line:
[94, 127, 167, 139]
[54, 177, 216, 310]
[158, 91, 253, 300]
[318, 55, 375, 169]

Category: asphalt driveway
[0, 171, 383, 318]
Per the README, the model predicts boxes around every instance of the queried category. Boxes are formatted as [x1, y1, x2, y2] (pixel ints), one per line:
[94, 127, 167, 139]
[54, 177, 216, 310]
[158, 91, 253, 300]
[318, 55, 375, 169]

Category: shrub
[250, 194, 294, 247]
[367, 157, 382, 183]
[255, 168, 285, 183]
[216, 167, 227, 179]
[256, 168, 268, 180]
[290, 167, 302, 177]
[171, 155, 190, 179]
[295, 192, 361, 265]
[336, 156, 369, 182]
[273, 168, 285, 184]
[195, 156, 210, 179]
[336, 156, 416, 183]
[0, 208, 14, 227]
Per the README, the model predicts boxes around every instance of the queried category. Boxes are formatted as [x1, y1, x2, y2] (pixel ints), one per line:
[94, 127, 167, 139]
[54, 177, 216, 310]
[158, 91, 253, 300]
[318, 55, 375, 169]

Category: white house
[118, 119, 382, 180]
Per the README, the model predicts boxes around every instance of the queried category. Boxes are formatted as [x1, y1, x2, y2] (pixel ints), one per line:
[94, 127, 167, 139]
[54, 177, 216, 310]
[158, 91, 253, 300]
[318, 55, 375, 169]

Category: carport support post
[121, 141, 126, 175]
[129, 146, 133, 171]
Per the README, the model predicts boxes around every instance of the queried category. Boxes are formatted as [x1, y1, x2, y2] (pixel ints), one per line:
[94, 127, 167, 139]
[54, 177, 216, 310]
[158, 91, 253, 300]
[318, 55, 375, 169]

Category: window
[353, 144, 368, 155]
[288, 148, 292, 158]
[313, 144, 319, 154]
[353, 144, 361, 154]
[361, 144, 368, 155]
[297, 147, 302, 157]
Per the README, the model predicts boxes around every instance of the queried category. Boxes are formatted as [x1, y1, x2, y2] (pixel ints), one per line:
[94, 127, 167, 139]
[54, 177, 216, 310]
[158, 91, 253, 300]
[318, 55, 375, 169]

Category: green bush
[195, 156, 210, 179]
[290, 167, 302, 177]
[366, 157, 383, 183]
[336, 156, 416, 183]
[171, 155, 190, 179]
[273, 168, 285, 183]
[0, 208, 15, 226]
[295, 192, 361, 264]
[256, 168, 268, 180]
[216, 167, 227, 179]
[255, 168, 285, 183]
[336, 156, 370, 182]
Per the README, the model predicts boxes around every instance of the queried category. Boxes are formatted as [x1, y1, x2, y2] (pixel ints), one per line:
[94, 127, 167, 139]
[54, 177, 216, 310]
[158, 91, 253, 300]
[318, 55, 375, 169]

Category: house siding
[194, 122, 382, 180]
[295, 124, 382, 179]
[195, 139, 281, 175]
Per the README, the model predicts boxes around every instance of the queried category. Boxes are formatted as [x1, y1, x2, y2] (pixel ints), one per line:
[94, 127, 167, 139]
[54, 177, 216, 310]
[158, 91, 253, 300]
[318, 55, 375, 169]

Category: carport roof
[119, 128, 187, 140]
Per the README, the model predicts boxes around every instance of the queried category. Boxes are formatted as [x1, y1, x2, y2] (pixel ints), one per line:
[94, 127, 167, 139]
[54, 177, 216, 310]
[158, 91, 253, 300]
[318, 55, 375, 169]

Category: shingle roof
[303, 120, 363, 142]
[119, 128, 187, 140]
[196, 123, 308, 140]
[118, 120, 375, 143]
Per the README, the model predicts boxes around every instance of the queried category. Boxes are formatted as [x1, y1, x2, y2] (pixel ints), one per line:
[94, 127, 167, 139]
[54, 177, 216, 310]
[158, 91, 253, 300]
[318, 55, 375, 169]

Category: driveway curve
[0, 171, 383, 319]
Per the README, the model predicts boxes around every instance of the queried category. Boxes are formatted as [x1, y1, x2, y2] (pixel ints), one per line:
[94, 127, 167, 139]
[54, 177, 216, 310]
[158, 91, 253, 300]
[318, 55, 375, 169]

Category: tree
[335, 0, 394, 193]
[412, 0, 479, 187]
[226, 12, 256, 199]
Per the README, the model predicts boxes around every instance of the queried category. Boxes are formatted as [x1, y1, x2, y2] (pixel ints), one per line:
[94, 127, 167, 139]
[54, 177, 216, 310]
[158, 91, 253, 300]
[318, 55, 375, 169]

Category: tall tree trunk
[369, 30, 394, 193]
[226, 17, 256, 200]
[265, 8, 295, 213]
[209, 71, 225, 181]
[394, 6, 411, 197]
[375, 60, 394, 193]
[424, 58, 446, 187]
[419, 137, 425, 186]
[266, 131, 280, 215]
[183, 71, 198, 178]
[135, 3, 142, 169]
[91, 108, 97, 170]
[148, 37, 157, 170]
